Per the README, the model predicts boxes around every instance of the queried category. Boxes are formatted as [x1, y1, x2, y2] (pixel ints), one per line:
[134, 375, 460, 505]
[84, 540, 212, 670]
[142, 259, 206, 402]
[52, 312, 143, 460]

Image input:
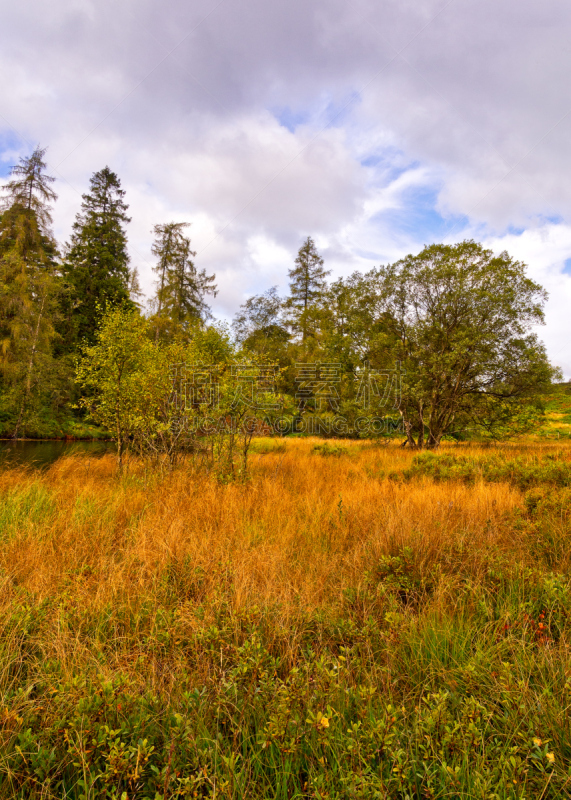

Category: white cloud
[485, 224, 571, 377]
[2, 0, 571, 368]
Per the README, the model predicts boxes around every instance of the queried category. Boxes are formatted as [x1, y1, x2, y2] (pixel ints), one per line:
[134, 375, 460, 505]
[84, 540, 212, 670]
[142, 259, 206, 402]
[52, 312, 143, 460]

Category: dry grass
[1, 439, 530, 613]
[2, 439, 571, 798]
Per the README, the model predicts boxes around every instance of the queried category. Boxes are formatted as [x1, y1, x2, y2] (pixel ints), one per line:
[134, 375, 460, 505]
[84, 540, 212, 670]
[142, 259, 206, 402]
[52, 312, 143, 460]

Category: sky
[1, 0, 571, 373]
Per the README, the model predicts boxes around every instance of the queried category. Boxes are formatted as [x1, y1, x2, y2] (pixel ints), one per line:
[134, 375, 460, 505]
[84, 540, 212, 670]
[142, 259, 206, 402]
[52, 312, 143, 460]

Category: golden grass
[1, 438, 557, 618]
[2, 439, 571, 797]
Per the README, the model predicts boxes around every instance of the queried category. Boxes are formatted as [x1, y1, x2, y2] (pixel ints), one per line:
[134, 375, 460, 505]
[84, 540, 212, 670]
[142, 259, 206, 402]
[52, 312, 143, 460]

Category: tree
[286, 237, 330, 342]
[127, 266, 144, 308]
[75, 305, 168, 469]
[366, 241, 558, 448]
[149, 222, 217, 339]
[151, 222, 188, 332]
[232, 286, 289, 358]
[1, 146, 57, 232]
[0, 148, 63, 437]
[61, 167, 132, 350]
[76, 307, 263, 476]
[325, 273, 393, 362]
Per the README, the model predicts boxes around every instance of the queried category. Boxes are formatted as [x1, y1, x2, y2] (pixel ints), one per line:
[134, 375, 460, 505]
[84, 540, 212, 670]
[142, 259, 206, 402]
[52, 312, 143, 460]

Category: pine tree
[0, 148, 62, 437]
[150, 222, 217, 339]
[61, 167, 132, 349]
[286, 236, 330, 342]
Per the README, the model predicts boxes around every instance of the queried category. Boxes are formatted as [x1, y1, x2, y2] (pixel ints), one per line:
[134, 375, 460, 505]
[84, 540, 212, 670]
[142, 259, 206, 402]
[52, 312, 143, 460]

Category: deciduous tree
[232, 286, 289, 358]
[368, 241, 558, 447]
[75, 305, 166, 469]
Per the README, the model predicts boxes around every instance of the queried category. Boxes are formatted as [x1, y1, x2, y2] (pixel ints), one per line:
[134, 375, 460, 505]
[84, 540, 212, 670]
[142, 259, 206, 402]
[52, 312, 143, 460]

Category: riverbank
[0, 416, 108, 442]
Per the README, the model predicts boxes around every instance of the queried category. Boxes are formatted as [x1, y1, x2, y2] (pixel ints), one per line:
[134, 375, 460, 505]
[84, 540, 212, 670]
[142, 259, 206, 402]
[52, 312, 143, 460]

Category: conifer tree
[61, 167, 132, 349]
[127, 267, 144, 308]
[0, 147, 62, 437]
[150, 222, 217, 339]
[286, 236, 330, 342]
[1, 145, 57, 231]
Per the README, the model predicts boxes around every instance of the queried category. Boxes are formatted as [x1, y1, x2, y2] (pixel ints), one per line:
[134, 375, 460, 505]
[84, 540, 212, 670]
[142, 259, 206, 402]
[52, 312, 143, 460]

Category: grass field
[1, 439, 571, 798]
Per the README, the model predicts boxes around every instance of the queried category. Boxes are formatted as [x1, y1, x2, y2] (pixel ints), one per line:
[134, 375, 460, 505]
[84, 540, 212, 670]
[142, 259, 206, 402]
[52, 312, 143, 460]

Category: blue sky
[2, 0, 571, 373]
[371, 185, 469, 244]
[0, 132, 23, 177]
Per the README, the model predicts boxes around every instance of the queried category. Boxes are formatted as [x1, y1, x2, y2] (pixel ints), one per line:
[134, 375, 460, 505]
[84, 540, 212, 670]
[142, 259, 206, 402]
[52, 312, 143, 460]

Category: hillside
[535, 381, 571, 440]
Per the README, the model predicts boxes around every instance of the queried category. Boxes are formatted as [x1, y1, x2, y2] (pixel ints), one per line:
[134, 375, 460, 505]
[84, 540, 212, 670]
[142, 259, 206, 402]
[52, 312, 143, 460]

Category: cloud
[484, 223, 571, 377]
[2, 0, 571, 370]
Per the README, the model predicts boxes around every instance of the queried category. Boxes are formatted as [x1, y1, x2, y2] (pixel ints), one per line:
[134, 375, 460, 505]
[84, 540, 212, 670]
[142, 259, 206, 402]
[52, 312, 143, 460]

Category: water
[0, 440, 114, 469]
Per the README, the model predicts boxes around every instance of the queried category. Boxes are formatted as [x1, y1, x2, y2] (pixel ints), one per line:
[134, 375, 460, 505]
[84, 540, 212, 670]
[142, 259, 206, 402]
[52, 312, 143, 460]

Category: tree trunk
[417, 402, 425, 449]
[12, 292, 46, 440]
[116, 427, 124, 471]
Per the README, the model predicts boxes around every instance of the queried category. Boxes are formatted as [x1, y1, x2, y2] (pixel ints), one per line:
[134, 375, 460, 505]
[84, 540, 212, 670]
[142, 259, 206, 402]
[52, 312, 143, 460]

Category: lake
[0, 440, 114, 469]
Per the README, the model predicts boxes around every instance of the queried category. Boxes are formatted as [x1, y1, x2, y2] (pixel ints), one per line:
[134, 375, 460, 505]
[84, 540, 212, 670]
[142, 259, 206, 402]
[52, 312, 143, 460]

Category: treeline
[0, 148, 216, 438]
[0, 146, 560, 447]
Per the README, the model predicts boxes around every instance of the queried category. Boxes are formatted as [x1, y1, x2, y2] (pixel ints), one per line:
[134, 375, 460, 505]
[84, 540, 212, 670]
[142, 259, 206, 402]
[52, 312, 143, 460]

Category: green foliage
[313, 442, 348, 457]
[249, 439, 287, 455]
[75, 307, 280, 477]
[149, 222, 217, 339]
[75, 305, 168, 468]
[401, 450, 571, 490]
[60, 168, 133, 352]
[232, 286, 290, 362]
[317, 241, 559, 447]
[0, 149, 69, 437]
[285, 236, 330, 343]
[384, 241, 558, 446]
[228, 239, 561, 446]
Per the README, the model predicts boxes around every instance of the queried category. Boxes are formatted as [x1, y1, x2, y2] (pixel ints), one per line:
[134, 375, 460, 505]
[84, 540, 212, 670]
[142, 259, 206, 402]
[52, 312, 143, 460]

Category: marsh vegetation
[0, 440, 570, 797]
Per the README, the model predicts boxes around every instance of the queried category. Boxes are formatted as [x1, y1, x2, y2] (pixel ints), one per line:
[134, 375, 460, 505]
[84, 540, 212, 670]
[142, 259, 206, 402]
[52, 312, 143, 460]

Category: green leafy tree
[0, 148, 63, 437]
[149, 222, 217, 339]
[286, 237, 330, 343]
[76, 308, 264, 475]
[366, 241, 559, 447]
[232, 286, 289, 359]
[322, 272, 393, 367]
[75, 305, 169, 469]
[61, 167, 132, 350]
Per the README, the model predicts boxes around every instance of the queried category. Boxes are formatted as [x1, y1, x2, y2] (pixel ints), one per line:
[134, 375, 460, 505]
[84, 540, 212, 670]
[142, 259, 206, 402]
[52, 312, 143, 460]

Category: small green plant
[313, 442, 348, 457]
[250, 439, 287, 455]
